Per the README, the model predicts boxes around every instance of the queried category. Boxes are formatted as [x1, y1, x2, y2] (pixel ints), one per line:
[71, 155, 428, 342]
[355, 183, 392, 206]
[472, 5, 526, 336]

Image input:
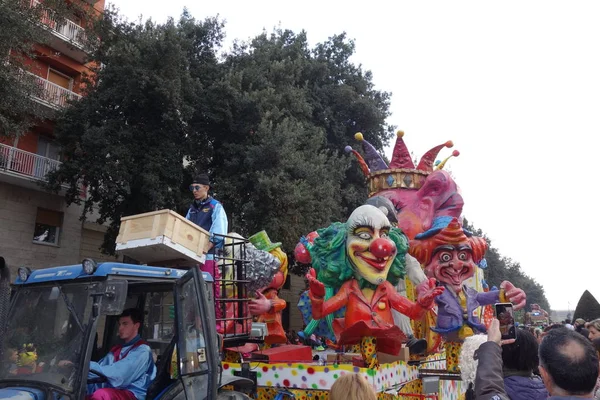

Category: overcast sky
[111, 0, 600, 311]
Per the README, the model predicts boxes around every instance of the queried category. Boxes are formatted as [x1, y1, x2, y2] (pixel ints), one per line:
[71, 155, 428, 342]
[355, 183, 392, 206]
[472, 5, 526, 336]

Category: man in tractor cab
[69, 308, 156, 400]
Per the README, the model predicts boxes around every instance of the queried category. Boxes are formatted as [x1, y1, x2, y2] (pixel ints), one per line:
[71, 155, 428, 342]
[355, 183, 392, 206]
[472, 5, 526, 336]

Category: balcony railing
[27, 72, 82, 109]
[31, 0, 87, 49]
[0, 143, 61, 181]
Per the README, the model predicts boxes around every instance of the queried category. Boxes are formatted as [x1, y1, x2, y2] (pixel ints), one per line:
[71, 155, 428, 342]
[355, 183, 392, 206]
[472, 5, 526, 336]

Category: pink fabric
[200, 261, 223, 324]
[87, 388, 136, 400]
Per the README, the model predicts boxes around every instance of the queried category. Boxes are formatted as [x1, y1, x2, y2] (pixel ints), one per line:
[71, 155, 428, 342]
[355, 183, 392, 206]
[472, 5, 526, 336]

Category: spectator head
[587, 319, 600, 341]
[575, 318, 586, 327]
[502, 329, 539, 373]
[579, 328, 590, 340]
[330, 373, 377, 400]
[565, 319, 571, 325]
[539, 327, 599, 396]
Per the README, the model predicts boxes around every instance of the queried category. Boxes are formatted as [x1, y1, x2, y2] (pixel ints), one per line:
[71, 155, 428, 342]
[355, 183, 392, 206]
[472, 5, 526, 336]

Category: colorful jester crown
[345, 131, 460, 197]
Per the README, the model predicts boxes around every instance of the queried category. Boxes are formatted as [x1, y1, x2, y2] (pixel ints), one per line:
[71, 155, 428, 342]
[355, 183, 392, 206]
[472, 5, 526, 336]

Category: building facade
[0, 0, 113, 277]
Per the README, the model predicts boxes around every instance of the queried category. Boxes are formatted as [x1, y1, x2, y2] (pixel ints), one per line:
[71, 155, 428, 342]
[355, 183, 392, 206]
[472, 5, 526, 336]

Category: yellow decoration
[355, 132, 364, 141]
[361, 336, 378, 369]
[445, 341, 462, 372]
[378, 302, 386, 310]
[396, 130, 404, 138]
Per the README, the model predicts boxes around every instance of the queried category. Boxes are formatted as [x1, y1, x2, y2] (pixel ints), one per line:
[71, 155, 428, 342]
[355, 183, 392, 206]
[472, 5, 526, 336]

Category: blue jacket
[88, 336, 157, 400]
[186, 197, 228, 260]
[504, 374, 548, 400]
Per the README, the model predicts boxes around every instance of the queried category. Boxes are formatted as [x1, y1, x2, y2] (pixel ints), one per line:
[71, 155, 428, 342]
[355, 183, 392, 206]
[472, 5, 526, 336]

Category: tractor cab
[0, 260, 252, 400]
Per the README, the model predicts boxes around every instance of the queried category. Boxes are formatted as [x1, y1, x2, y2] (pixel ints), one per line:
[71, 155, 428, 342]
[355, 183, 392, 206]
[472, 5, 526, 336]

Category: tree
[463, 218, 551, 312]
[573, 290, 600, 322]
[0, 0, 97, 138]
[46, 12, 225, 253]
[186, 29, 394, 251]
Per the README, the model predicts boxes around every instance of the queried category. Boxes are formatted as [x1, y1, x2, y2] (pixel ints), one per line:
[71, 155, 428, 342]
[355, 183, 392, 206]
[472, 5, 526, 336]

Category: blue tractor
[0, 257, 254, 399]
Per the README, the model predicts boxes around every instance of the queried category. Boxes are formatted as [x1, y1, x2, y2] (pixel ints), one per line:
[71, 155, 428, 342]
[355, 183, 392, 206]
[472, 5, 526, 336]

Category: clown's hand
[306, 268, 325, 298]
[248, 291, 272, 316]
[417, 278, 444, 309]
[500, 281, 526, 310]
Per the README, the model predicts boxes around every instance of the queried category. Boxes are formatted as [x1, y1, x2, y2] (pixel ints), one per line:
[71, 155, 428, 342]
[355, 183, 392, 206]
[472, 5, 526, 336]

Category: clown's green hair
[309, 221, 409, 288]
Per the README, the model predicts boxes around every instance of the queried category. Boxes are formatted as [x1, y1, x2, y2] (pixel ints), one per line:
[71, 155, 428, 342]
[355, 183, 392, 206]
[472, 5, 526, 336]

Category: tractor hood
[0, 387, 45, 400]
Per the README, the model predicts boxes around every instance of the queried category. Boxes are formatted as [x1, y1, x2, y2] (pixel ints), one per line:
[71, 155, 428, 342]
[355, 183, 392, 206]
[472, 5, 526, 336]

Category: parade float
[89, 130, 527, 400]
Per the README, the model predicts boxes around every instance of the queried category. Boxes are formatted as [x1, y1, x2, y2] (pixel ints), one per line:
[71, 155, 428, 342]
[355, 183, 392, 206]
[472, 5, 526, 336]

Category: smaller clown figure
[409, 217, 526, 371]
[247, 231, 289, 345]
[305, 205, 444, 367]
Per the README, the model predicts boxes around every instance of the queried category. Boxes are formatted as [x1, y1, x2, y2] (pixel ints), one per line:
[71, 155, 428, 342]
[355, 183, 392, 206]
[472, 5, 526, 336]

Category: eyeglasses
[189, 185, 204, 192]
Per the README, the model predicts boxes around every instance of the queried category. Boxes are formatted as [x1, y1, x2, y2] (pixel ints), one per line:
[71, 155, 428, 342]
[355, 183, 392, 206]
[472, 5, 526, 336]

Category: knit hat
[193, 174, 210, 186]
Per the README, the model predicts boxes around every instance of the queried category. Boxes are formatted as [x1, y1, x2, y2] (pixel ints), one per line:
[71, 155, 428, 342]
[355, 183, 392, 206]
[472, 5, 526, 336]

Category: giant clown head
[346, 205, 398, 285]
[408, 217, 487, 293]
[346, 131, 463, 240]
[308, 205, 409, 290]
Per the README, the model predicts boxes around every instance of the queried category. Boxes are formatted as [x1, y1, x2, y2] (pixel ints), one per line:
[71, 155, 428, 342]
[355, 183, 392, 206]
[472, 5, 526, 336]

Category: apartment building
[0, 0, 116, 276]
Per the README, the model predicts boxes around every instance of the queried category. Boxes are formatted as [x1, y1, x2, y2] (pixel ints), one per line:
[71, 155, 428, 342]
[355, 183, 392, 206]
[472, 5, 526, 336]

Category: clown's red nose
[370, 238, 396, 258]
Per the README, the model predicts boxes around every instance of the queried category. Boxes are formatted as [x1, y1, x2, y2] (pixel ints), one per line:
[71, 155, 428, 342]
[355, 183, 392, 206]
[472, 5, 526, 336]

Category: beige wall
[80, 223, 119, 263]
[0, 181, 83, 275]
[0, 181, 113, 277]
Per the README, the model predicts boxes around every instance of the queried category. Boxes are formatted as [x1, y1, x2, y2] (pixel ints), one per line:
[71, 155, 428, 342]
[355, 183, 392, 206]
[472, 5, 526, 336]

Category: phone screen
[495, 303, 516, 340]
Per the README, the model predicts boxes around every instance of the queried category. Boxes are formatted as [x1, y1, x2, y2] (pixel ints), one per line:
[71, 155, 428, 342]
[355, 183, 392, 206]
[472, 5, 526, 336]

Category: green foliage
[0, 0, 96, 138]
[573, 290, 600, 322]
[47, 13, 394, 255]
[463, 218, 551, 312]
[46, 11, 225, 253]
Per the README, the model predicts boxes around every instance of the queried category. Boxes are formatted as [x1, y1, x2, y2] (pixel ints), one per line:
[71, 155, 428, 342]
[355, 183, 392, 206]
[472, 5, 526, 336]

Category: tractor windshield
[0, 283, 93, 392]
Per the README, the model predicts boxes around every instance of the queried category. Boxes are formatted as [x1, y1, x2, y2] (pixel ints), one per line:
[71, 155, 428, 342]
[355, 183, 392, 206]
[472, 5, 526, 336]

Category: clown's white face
[346, 205, 397, 285]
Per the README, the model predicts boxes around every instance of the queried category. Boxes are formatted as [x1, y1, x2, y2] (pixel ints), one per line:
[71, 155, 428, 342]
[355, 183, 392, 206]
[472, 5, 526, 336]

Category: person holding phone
[475, 320, 598, 400]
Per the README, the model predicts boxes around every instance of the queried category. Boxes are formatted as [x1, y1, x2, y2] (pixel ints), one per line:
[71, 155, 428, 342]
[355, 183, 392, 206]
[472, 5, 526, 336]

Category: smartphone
[495, 302, 516, 340]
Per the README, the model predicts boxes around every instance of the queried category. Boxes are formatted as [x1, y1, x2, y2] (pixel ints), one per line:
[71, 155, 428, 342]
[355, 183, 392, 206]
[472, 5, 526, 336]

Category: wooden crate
[115, 209, 210, 266]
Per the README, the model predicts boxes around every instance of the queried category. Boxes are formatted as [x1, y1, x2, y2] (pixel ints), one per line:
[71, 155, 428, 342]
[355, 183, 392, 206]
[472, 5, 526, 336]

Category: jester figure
[305, 205, 444, 368]
[247, 231, 289, 345]
[409, 217, 526, 371]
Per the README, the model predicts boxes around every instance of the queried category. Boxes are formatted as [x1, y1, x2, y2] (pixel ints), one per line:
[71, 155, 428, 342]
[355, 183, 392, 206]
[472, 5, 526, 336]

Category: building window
[33, 208, 62, 246]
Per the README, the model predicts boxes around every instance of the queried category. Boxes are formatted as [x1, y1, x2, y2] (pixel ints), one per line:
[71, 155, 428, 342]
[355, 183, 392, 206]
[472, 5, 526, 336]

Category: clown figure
[247, 231, 289, 345]
[409, 217, 526, 371]
[306, 205, 444, 368]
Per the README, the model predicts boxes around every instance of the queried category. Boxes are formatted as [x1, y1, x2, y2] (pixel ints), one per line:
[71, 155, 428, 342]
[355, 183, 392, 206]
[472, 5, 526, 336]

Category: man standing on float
[186, 174, 228, 324]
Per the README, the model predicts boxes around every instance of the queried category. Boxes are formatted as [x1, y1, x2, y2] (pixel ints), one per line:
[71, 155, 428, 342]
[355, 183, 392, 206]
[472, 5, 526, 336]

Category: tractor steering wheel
[88, 369, 109, 384]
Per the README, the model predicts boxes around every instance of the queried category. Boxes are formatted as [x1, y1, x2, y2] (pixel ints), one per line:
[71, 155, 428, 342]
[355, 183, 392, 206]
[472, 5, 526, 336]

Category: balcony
[28, 72, 82, 109]
[0, 143, 61, 187]
[31, 0, 89, 63]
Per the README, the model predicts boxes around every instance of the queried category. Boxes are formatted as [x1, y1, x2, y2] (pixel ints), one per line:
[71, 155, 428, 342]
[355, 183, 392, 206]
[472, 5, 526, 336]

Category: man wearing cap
[186, 173, 228, 268]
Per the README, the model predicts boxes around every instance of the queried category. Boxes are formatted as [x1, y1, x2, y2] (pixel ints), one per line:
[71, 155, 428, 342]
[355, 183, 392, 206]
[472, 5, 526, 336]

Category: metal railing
[30, 0, 87, 48]
[0, 143, 61, 181]
[28, 72, 82, 108]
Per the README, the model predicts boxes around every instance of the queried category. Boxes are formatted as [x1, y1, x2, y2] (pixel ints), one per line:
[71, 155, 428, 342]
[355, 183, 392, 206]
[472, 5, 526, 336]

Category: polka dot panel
[440, 379, 466, 400]
[223, 360, 419, 391]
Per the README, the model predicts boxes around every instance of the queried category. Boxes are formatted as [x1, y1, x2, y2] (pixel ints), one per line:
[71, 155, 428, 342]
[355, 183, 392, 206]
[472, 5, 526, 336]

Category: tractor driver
[60, 309, 156, 400]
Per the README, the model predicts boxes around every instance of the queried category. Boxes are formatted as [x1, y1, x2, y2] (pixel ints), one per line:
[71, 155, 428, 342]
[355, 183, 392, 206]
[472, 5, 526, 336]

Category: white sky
[111, 0, 600, 311]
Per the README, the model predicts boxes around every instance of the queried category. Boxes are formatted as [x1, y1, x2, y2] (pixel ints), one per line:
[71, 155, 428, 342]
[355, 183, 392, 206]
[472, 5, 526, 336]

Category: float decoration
[247, 230, 289, 345]
[304, 205, 444, 368]
[409, 217, 526, 371]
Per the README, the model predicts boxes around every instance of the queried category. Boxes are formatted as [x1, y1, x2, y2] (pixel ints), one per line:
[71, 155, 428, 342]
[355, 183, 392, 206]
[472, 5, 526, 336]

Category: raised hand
[248, 291, 272, 315]
[417, 277, 444, 308]
[306, 268, 325, 298]
[487, 318, 516, 346]
[500, 281, 526, 310]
